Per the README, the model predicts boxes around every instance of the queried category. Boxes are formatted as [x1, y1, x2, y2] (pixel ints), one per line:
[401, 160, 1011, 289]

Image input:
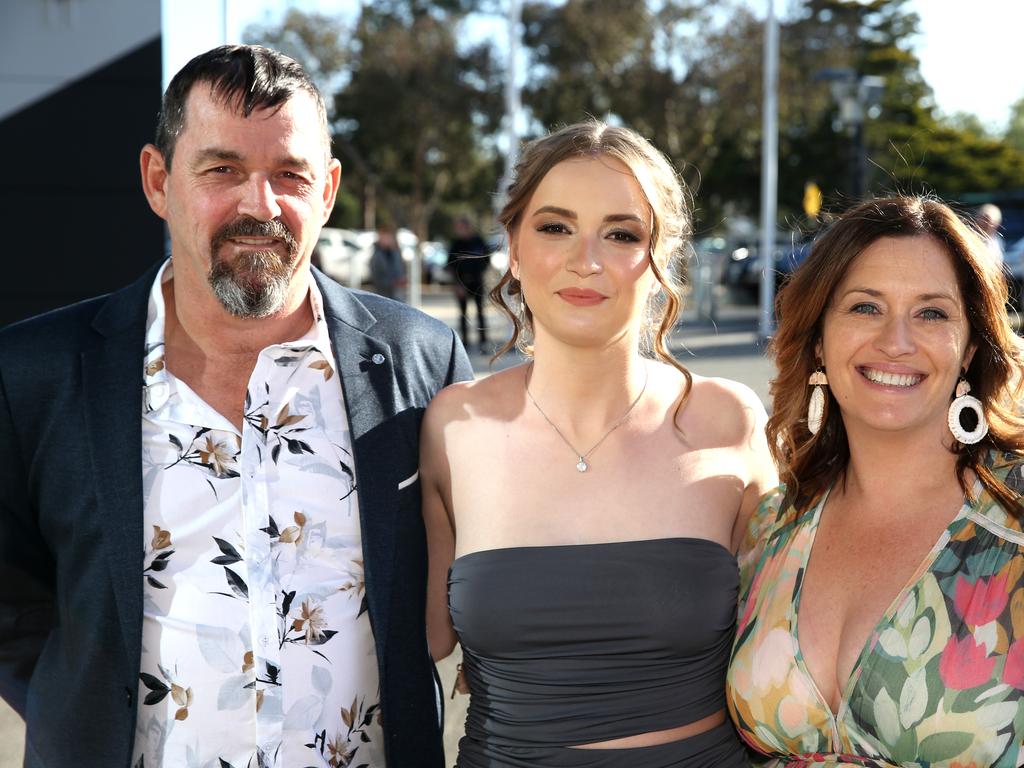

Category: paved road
[0, 287, 774, 765]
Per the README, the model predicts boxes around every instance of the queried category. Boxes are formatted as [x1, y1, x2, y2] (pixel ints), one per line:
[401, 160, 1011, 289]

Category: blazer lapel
[316, 274, 407, 646]
[81, 270, 153, 660]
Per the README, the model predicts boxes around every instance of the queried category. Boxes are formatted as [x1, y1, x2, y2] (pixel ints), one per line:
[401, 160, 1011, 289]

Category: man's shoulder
[0, 266, 154, 366]
[317, 277, 455, 343]
[0, 294, 110, 357]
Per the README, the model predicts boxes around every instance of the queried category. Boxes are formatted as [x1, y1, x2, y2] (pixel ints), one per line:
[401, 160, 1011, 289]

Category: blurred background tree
[245, 0, 1024, 238]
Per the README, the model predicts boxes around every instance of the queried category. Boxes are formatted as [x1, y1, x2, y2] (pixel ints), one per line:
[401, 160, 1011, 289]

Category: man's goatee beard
[207, 217, 300, 318]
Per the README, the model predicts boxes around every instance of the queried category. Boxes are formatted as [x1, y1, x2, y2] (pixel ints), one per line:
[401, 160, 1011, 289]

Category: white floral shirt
[132, 261, 383, 768]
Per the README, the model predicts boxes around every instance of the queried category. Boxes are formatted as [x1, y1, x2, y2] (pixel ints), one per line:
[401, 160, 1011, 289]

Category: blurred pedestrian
[370, 223, 405, 299]
[976, 202, 1004, 267]
[447, 216, 490, 352]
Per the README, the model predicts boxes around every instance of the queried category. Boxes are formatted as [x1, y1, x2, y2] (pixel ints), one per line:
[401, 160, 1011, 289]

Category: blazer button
[125, 686, 134, 708]
[371, 353, 385, 365]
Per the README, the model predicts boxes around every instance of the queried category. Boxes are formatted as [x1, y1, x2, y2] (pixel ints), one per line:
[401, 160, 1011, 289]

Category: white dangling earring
[948, 374, 988, 445]
[807, 366, 828, 436]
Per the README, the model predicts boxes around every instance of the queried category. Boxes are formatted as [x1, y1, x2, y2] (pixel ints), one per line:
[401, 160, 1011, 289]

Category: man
[0, 45, 470, 768]
[446, 217, 491, 353]
[976, 202, 1005, 267]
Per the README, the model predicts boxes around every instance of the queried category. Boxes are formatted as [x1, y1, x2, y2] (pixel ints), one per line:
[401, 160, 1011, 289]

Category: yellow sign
[804, 182, 823, 219]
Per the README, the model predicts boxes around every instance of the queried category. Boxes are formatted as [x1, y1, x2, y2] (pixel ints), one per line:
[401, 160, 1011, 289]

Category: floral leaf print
[143, 537, 175, 590]
[140, 672, 170, 705]
[171, 683, 193, 721]
[151, 525, 172, 550]
[309, 358, 333, 381]
[280, 590, 296, 618]
[211, 537, 243, 566]
[287, 597, 337, 646]
[165, 428, 240, 484]
[145, 356, 165, 376]
[274, 403, 306, 430]
[309, 696, 379, 767]
[260, 516, 281, 538]
[198, 435, 241, 479]
[279, 511, 307, 544]
[223, 568, 249, 600]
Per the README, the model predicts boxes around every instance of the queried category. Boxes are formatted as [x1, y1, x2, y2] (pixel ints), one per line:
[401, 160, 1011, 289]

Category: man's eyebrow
[191, 149, 316, 174]
[192, 148, 243, 165]
[278, 155, 315, 174]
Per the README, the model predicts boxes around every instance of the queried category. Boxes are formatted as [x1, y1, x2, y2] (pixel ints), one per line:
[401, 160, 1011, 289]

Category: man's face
[142, 84, 340, 318]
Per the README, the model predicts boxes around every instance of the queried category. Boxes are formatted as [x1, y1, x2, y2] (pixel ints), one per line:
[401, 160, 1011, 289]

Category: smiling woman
[727, 196, 1024, 768]
[420, 120, 778, 767]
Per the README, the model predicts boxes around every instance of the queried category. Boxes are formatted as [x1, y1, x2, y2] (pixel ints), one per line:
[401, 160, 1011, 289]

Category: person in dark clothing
[447, 217, 491, 351]
[371, 224, 406, 300]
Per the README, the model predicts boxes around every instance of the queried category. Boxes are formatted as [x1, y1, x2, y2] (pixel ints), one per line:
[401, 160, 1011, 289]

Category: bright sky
[164, 0, 1024, 132]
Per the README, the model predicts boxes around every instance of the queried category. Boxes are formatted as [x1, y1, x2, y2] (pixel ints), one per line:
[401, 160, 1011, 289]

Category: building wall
[0, 0, 162, 327]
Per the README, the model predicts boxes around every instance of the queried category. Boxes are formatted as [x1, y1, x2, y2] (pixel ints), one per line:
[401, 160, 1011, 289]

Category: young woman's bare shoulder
[424, 364, 528, 430]
[680, 373, 767, 448]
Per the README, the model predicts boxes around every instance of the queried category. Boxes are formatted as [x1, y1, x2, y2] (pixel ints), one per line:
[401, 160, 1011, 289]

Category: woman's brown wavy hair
[490, 120, 693, 384]
[769, 195, 1024, 517]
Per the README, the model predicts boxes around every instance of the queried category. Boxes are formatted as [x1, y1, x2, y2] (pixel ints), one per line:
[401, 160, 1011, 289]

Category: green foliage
[243, 0, 1024, 238]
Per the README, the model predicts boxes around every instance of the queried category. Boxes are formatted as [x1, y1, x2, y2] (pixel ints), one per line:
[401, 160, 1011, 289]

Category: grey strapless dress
[448, 538, 748, 768]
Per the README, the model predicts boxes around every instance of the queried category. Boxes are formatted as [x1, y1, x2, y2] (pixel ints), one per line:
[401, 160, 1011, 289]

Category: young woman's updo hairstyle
[491, 119, 693, 378]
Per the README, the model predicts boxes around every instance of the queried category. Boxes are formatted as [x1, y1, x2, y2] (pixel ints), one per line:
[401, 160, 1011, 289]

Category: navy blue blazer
[0, 264, 472, 767]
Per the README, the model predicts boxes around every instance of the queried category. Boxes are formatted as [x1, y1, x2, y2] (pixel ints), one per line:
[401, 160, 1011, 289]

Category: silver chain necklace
[524, 362, 649, 473]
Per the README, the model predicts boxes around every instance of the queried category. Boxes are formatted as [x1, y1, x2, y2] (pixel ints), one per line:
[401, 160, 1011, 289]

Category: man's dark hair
[155, 44, 329, 169]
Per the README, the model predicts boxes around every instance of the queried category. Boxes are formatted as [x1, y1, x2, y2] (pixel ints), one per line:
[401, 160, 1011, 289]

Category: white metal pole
[758, 0, 779, 340]
[499, 0, 522, 214]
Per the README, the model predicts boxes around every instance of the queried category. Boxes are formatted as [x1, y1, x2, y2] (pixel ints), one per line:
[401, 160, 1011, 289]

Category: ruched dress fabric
[727, 452, 1024, 768]
[448, 537, 749, 767]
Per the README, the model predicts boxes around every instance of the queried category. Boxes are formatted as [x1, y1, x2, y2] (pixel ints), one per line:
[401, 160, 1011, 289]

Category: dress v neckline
[788, 482, 977, 732]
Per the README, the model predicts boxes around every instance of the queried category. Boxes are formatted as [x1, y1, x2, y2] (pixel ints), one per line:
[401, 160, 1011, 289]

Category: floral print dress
[727, 452, 1024, 768]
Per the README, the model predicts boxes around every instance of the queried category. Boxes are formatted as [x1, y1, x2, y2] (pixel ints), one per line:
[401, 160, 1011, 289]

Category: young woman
[421, 120, 776, 767]
[728, 196, 1024, 767]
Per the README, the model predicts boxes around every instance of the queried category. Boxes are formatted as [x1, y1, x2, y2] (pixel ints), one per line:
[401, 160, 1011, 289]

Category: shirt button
[259, 635, 269, 648]
[371, 353, 385, 365]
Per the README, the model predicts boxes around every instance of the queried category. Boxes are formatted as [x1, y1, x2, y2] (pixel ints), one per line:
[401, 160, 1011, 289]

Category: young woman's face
[510, 155, 655, 351]
[819, 234, 975, 441]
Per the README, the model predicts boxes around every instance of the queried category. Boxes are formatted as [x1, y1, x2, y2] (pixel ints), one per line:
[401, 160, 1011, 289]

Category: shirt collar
[142, 259, 338, 413]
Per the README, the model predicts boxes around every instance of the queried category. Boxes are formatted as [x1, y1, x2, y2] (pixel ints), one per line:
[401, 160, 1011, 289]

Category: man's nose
[237, 174, 282, 222]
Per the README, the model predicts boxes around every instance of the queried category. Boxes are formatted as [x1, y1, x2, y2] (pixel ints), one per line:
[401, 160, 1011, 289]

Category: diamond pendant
[576, 457, 588, 472]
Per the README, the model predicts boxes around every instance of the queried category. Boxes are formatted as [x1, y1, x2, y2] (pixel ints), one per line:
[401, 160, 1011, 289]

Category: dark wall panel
[0, 37, 163, 327]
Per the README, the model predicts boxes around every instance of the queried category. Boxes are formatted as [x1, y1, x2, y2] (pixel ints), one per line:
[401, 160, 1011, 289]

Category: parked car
[721, 234, 811, 302]
[1003, 236, 1024, 306]
[314, 227, 375, 286]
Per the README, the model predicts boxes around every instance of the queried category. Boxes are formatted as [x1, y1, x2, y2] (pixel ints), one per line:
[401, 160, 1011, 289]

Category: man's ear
[140, 144, 170, 221]
[322, 158, 342, 224]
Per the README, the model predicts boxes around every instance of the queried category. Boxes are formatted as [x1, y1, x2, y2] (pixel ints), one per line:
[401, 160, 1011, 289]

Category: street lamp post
[758, 0, 779, 341]
[816, 69, 885, 199]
